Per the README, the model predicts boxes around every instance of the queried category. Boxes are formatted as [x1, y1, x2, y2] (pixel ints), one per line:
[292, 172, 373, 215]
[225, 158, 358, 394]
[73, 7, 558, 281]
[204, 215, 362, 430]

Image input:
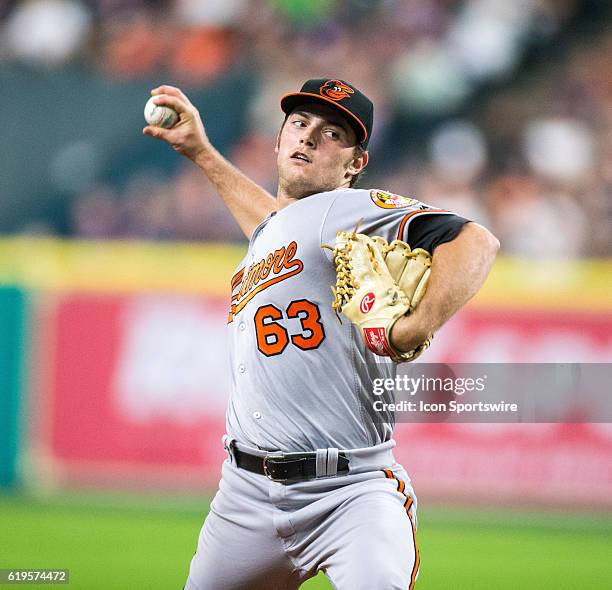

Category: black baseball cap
[280, 78, 373, 149]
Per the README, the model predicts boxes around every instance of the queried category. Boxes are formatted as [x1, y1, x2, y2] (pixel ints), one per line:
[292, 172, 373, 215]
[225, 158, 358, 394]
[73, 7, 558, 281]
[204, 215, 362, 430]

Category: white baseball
[144, 96, 179, 129]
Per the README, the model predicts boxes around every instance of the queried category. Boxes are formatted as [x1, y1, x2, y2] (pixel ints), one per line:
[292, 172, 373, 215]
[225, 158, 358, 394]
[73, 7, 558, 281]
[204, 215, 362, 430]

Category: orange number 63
[254, 299, 326, 357]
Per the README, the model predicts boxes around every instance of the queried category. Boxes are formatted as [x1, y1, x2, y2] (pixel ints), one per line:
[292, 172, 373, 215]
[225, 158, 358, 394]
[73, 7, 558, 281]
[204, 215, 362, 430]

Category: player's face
[276, 104, 368, 199]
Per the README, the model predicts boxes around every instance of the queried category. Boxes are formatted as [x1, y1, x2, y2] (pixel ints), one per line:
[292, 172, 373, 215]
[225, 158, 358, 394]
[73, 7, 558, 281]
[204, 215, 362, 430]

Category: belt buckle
[262, 454, 286, 482]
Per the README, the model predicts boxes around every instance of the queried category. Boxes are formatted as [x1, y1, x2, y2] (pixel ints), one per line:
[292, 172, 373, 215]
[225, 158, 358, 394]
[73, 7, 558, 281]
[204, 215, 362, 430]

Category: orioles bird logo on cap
[320, 80, 354, 101]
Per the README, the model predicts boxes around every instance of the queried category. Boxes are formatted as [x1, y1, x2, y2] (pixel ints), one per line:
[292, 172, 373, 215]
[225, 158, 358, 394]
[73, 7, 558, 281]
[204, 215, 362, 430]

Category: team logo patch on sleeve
[370, 190, 418, 209]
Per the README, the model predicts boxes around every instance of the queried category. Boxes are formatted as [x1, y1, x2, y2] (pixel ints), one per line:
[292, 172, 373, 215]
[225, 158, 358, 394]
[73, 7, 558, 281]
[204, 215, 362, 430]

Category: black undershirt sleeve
[404, 213, 469, 253]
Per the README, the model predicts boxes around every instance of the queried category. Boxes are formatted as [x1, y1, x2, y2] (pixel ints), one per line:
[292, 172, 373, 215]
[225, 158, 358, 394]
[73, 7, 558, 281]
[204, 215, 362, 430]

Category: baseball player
[144, 78, 499, 589]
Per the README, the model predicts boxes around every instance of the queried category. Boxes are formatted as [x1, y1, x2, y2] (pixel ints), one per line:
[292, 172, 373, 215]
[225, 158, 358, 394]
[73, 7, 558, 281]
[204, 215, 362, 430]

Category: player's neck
[275, 191, 298, 211]
[276, 182, 349, 210]
[275, 189, 326, 210]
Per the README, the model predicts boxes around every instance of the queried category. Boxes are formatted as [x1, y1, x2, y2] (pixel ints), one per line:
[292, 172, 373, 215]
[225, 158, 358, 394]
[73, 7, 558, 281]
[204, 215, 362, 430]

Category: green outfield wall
[0, 286, 26, 487]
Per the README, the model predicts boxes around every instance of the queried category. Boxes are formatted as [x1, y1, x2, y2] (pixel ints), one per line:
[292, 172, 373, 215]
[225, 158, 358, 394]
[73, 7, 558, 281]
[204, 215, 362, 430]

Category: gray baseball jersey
[186, 187, 468, 590]
[225, 187, 462, 452]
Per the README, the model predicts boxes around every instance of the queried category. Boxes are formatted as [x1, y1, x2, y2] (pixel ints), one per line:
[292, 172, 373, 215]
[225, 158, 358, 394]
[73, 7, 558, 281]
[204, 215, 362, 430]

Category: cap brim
[280, 92, 368, 146]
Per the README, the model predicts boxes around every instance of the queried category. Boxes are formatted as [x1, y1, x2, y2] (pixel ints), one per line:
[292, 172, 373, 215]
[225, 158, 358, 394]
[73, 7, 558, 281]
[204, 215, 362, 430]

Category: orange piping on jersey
[407, 508, 420, 590]
[396, 209, 451, 241]
[382, 469, 420, 589]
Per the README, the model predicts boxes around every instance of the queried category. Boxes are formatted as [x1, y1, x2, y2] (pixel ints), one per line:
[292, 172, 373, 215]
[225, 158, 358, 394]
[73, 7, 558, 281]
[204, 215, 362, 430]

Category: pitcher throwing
[144, 78, 499, 589]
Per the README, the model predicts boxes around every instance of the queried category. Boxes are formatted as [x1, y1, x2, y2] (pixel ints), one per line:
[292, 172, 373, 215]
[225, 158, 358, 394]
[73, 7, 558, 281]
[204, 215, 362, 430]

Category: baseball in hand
[144, 96, 179, 129]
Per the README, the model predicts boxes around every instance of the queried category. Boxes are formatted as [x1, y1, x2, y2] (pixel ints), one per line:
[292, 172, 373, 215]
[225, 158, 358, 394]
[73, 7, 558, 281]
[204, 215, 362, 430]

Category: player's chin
[284, 161, 311, 175]
[282, 165, 311, 184]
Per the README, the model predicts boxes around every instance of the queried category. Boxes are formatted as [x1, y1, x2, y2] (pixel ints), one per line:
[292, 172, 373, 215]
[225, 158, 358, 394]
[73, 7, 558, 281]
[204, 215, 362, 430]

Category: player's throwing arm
[143, 85, 276, 238]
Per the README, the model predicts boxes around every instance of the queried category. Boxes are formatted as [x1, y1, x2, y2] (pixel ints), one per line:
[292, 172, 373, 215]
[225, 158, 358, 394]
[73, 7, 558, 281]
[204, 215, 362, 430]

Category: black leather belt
[232, 447, 350, 483]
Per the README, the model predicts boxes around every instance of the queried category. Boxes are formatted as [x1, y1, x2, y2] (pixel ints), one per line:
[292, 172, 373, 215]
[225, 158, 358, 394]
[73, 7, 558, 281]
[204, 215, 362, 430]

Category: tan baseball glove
[324, 225, 433, 363]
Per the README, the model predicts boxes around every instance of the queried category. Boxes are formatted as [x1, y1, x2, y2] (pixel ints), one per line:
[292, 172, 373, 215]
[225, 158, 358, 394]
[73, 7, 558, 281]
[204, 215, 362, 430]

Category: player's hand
[143, 85, 211, 162]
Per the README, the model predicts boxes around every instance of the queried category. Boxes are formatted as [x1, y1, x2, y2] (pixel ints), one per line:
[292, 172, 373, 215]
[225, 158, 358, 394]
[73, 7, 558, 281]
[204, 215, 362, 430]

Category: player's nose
[300, 131, 316, 148]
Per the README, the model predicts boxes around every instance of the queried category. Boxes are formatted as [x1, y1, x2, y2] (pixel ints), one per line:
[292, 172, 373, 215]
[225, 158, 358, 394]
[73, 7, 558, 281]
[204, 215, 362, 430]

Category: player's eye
[325, 129, 340, 140]
[292, 119, 306, 127]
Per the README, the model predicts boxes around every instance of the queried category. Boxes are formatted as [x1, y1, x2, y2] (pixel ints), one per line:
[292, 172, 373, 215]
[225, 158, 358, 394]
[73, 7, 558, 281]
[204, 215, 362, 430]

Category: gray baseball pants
[184, 438, 419, 590]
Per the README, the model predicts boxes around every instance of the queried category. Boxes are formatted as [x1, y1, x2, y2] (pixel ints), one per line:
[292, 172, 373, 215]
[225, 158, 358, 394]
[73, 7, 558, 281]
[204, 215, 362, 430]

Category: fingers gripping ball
[325, 227, 433, 363]
[144, 96, 179, 129]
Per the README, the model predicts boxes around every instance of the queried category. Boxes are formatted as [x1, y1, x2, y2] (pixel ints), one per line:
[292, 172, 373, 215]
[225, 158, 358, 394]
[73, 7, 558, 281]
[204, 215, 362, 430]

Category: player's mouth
[290, 151, 311, 164]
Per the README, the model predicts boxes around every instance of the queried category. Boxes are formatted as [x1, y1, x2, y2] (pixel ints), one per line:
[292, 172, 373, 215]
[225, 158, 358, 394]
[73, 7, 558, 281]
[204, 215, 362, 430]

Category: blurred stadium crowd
[1, 0, 610, 256]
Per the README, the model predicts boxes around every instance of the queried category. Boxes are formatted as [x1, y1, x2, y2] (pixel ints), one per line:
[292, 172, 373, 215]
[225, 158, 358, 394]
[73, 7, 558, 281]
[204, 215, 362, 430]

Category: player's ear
[347, 149, 368, 175]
